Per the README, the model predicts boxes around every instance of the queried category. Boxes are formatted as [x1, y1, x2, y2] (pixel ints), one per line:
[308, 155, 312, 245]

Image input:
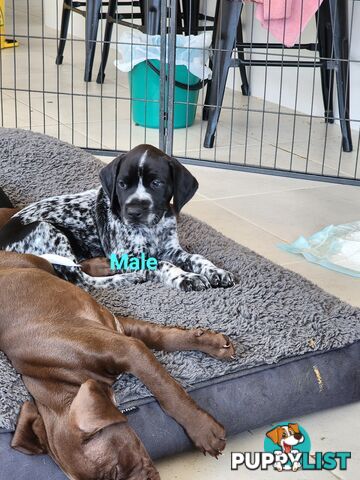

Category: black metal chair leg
[84, 0, 102, 82]
[96, 0, 117, 84]
[204, 0, 242, 148]
[56, 0, 72, 65]
[177, 0, 183, 34]
[236, 7, 250, 96]
[182, 0, 200, 35]
[139, 0, 146, 26]
[145, 0, 162, 35]
[316, 4, 334, 124]
[203, 0, 220, 121]
[329, 0, 352, 152]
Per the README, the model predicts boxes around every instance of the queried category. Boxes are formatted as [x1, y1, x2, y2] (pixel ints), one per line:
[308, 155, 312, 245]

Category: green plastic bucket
[129, 60, 203, 129]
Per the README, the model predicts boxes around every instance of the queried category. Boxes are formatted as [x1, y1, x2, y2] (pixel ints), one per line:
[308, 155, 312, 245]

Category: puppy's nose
[294, 433, 302, 440]
[126, 205, 144, 220]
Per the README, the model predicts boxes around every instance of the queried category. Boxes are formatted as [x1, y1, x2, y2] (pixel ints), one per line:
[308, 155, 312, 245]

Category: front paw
[186, 410, 226, 458]
[193, 329, 236, 360]
[205, 268, 235, 288]
[177, 273, 211, 292]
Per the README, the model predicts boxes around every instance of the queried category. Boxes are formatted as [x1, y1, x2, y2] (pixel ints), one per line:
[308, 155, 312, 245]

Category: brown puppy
[0, 249, 235, 480]
[0, 207, 20, 229]
[0, 186, 19, 227]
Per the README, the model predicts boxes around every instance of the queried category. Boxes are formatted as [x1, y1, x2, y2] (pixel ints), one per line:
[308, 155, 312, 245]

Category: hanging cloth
[252, 0, 324, 47]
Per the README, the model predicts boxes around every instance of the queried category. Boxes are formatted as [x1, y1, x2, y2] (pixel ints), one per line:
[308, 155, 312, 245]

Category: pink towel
[252, 0, 324, 47]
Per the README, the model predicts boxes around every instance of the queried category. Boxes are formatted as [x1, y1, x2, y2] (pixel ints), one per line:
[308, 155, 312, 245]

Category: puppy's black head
[99, 144, 198, 226]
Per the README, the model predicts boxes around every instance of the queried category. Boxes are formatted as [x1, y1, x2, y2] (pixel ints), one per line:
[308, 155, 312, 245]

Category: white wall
[44, 2, 105, 39]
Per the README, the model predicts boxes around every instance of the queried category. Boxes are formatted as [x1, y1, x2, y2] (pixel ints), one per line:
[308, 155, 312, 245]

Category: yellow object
[0, 0, 18, 49]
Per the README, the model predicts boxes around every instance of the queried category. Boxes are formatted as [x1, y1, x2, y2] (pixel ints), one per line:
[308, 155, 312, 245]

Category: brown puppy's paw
[143, 468, 161, 480]
[80, 257, 114, 277]
[193, 329, 236, 360]
[186, 410, 226, 458]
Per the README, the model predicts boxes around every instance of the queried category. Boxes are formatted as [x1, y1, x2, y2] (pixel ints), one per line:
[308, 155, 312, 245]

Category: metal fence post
[165, 0, 177, 155]
[159, 0, 168, 151]
[159, 0, 177, 155]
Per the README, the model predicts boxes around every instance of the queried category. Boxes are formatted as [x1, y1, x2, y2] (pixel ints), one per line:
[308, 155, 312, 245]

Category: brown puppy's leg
[120, 317, 236, 360]
[111, 335, 227, 457]
[0, 207, 20, 230]
[86, 331, 226, 457]
[79, 257, 115, 277]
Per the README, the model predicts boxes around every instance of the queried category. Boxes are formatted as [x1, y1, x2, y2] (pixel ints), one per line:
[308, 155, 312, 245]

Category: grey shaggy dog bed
[1, 128, 360, 434]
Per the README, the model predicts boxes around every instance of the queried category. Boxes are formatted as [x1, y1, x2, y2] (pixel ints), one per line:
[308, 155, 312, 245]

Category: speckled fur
[6, 146, 234, 292]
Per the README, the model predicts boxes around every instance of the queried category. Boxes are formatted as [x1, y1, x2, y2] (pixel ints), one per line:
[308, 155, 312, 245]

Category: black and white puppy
[1, 144, 234, 291]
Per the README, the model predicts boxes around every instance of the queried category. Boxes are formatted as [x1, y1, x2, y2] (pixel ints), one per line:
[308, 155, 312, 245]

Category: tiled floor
[2, 1, 360, 479]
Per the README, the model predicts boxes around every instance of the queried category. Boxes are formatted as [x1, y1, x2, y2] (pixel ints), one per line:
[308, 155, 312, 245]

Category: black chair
[203, 0, 352, 152]
[55, 0, 144, 82]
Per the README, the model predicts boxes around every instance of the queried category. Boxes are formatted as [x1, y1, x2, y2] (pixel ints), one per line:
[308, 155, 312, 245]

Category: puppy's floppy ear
[69, 379, 127, 438]
[99, 154, 126, 212]
[289, 423, 300, 434]
[169, 157, 198, 214]
[11, 401, 48, 455]
[266, 426, 281, 445]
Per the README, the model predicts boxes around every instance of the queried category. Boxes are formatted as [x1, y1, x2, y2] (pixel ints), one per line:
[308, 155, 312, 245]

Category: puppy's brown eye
[151, 179, 163, 189]
[282, 432, 287, 438]
[118, 180, 127, 189]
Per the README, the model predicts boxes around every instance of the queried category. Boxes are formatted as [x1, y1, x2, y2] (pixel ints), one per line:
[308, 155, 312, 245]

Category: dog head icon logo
[266, 423, 304, 454]
[264, 422, 310, 472]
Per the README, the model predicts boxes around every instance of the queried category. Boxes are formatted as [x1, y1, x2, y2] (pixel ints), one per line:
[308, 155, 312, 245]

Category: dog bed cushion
[0, 128, 359, 478]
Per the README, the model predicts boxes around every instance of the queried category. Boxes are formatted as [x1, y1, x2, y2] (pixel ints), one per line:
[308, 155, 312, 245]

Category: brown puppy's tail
[0, 187, 13, 208]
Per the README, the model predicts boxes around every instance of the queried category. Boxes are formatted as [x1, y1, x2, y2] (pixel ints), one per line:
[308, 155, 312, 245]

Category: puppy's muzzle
[125, 200, 151, 224]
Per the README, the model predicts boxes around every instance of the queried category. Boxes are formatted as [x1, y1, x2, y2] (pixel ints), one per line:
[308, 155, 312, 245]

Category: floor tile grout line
[192, 197, 290, 244]
[209, 197, 314, 244]
[5, 97, 71, 126]
[195, 184, 334, 201]
[212, 191, 360, 264]
[9, 93, 129, 122]
[328, 470, 345, 480]
[272, 142, 359, 179]
[211, 199, 304, 244]
[2, 117, 103, 147]
[209, 181, 351, 204]
[187, 209, 300, 267]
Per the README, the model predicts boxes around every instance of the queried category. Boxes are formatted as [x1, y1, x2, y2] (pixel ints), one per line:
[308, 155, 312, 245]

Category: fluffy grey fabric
[0, 127, 359, 431]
